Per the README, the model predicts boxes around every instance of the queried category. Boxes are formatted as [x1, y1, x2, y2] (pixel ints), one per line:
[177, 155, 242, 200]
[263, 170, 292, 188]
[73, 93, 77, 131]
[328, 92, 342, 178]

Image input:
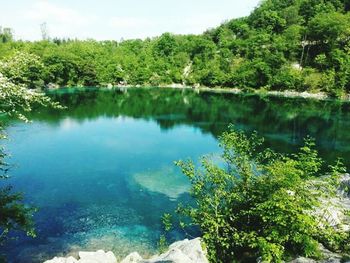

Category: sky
[0, 0, 261, 41]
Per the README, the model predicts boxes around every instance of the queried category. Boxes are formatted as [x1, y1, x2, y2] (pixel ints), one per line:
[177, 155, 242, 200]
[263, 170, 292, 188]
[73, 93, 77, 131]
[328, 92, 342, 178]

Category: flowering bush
[0, 72, 59, 122]
[0, 51, 44, 89]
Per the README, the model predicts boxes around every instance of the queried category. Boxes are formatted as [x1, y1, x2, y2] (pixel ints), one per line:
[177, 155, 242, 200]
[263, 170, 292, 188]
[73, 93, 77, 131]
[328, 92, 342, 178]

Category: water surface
[2, 88, 350, 262]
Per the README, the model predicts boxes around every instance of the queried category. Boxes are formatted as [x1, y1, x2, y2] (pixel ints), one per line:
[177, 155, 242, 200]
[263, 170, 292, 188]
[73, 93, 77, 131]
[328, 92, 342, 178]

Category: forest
[0, 0, 349, 97]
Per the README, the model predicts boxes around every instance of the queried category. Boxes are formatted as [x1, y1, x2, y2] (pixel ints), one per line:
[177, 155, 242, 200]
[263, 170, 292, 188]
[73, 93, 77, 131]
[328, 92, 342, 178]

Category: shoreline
[155, 85, 350, 102]
[50, 84, 350, 102]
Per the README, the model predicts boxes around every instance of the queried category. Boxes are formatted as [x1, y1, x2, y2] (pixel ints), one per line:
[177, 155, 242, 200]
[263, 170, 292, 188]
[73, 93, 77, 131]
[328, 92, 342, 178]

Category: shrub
[176, 127, 348, 262]
[302, 68, 323, 92]
[270, 66, 303, 91]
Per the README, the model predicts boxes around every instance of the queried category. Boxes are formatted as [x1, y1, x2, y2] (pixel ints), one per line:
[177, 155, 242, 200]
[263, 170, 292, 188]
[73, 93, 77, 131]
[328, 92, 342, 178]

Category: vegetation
[0, 68, 59, 245]
[175, 127, 349, 262]
[1, 0, 350, 261]
[0, 0, 349, 97]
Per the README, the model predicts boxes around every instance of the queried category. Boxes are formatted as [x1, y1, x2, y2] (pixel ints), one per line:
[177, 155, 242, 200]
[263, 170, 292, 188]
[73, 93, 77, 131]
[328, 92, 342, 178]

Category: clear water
[1, 88, 350, 262]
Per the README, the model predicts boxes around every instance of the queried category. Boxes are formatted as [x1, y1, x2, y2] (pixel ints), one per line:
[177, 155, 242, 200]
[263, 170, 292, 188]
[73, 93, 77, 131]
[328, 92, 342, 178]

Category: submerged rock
[131, 166, 190, 200]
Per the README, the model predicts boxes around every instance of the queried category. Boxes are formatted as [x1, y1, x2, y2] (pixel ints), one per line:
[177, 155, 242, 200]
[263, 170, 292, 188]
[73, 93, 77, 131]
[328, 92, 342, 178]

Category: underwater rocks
[43, 238, 208, 263]
[131, 166, 190, 200]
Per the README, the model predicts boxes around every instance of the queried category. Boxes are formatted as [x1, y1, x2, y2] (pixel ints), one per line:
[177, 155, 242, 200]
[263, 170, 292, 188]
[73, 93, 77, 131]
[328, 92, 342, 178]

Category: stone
[121, 252, 143, 263]
[78, 250, 117, 263]
[145, 238, 208, 263]
[44, 256, 78, 263]
[147, 248, 193, 263]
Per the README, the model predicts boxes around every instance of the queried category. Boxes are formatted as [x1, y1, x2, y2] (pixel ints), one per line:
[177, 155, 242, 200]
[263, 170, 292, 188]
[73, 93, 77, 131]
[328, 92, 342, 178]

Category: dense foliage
[176, 127, 349, 262]
[0, 0, 349, 97]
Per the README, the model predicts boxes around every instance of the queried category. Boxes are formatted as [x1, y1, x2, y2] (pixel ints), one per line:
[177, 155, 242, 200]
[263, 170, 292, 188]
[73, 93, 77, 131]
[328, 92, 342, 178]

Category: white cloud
[15, 0, 97, 39]
[107, 13, 228, 40]
[23, 1, 93, 26]
[176, 14, 229, 34]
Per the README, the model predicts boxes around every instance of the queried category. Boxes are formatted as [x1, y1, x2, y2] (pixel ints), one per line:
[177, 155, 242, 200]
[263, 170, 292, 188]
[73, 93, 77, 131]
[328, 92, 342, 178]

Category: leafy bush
[271, 66, 303, 91]
[176, 127, 348, 262]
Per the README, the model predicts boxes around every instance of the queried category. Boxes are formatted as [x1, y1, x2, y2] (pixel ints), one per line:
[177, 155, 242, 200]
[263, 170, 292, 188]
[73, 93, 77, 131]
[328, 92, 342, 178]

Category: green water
[2, 87, 350, 262]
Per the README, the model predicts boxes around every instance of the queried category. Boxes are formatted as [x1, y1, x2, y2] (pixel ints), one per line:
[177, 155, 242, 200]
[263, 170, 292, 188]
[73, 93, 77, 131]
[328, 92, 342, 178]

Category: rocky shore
[43, 238, 350, 263]
[44, 238, 208, 263]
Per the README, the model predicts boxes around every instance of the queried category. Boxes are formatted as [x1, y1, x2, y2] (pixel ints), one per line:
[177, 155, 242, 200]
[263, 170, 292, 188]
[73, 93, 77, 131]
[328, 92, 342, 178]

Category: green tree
[307, 12, 350, 48]
[0, 27, 13, 43]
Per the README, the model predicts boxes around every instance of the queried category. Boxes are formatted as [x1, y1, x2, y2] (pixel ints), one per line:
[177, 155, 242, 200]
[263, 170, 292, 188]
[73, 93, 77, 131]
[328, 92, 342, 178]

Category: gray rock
[144, 238, 208, 263]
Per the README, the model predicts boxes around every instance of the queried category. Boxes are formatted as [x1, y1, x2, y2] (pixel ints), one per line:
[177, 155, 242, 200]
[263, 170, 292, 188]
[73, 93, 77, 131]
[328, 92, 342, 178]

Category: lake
[2, 87, 350, 262]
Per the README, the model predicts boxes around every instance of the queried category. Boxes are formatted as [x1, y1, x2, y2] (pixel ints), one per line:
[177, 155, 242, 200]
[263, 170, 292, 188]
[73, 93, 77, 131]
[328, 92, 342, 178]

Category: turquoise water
[2, 88, 350, 262]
